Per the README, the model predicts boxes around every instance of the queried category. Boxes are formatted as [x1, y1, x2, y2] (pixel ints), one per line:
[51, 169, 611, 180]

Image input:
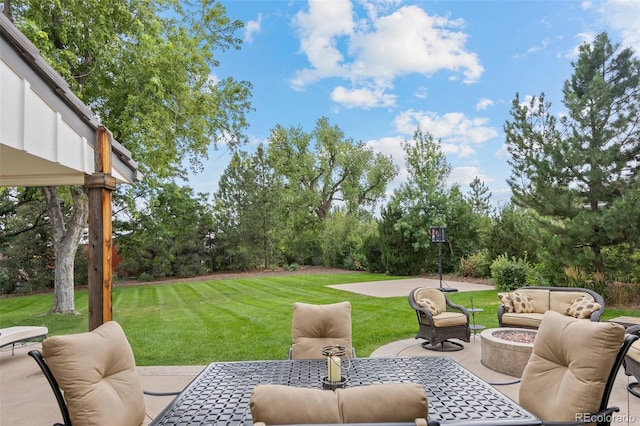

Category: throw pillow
[509, 291, 535, 314]
[416, 298, 440, 316]
[565, 296, 602, 319]
[498, 293, 515, 313]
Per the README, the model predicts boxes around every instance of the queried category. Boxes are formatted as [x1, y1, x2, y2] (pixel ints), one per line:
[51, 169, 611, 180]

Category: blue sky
[185, 0, 640, 209]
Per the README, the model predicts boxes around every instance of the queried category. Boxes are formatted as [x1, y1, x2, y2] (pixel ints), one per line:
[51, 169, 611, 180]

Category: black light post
[429, 226, 457, 292]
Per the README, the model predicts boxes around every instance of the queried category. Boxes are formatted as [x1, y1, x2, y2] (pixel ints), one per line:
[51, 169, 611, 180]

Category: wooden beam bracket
[84, 173, 117, 190]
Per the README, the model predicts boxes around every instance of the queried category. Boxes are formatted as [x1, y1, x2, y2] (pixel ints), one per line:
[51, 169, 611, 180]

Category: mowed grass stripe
[2, 273, 636, 365]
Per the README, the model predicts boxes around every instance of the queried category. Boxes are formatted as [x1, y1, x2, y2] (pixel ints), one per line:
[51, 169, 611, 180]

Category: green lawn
[1, 273, 636, 366]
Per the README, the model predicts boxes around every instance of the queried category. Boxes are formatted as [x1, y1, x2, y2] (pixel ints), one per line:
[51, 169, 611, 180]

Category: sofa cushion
[42, 321, 145, 426]
[337, 383, 428, 423]
[498, 293, 515, 313]
[549, 291, 593, 313]
[565, 296, 602, 319]
[416, 298, 440, 316]
[518, 289, 550, 312]
[432, 312, 467, 327]
[519, 311, 625, 422]
[509, 291, 536, 313]
[501, 312, 545, 328]
[250, 384, 340, 424]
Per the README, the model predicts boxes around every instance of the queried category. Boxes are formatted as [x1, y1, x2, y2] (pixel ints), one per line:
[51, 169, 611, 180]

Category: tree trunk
[42, 186, 88, 314]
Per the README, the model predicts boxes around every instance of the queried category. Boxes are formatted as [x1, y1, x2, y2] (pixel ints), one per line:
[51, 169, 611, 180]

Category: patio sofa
[498, 286, 604, 329]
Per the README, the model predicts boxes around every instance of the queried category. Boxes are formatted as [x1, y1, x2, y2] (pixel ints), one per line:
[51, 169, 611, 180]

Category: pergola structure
[0, 13, 142, 330]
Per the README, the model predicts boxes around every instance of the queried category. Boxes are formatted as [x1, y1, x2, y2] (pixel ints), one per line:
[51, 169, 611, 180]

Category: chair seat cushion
[42, 321, 145, 426]
[501, 312, 544, 328]
[432, 312, 467, 327]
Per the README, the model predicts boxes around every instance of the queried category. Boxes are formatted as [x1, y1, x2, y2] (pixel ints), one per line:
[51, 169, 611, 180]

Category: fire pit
[480, 328, 537, 377]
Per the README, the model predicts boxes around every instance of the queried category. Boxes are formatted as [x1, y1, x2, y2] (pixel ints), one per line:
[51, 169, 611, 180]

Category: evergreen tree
[504, 32, 640, 274]
[378, 203, 425, 276]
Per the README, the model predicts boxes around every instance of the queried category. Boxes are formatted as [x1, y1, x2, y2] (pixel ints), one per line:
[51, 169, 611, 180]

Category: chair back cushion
[250, 384, 341, 424]
[250, 383, 427, 424]
[42, 321, 146, 426]
[519, 311, 625, 421]
[337, 383, 428, 423]
[291, 301, 353, 359]
[412, 288, 447, 313]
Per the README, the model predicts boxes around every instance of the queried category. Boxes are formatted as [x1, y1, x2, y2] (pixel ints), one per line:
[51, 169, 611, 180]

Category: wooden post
[85, 126, 116, 331]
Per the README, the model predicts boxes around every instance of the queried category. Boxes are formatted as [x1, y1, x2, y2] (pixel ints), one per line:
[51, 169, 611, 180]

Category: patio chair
[28, 321, 180, 426]
[408, 287, 470, 351]
[519, 311, 638, 426]
[289, 301, 356, 359]
[250, 382, 440, 425]
[623, 324, 640, 398]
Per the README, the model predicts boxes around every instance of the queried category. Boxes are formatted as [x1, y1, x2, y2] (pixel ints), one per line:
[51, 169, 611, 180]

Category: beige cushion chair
[250, 382, 437, 425]
[28, 321, 159, 426]
[408, 287, 470, 351]
[519, 311, 638, 425]
[290, 301, 355, 359]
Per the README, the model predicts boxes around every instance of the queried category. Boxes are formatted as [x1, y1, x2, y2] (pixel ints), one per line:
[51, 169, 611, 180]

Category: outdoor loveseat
[498, 286, 605, 329]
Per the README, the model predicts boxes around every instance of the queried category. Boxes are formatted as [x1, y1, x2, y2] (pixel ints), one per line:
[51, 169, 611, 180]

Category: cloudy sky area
[187, 0, 640, 208]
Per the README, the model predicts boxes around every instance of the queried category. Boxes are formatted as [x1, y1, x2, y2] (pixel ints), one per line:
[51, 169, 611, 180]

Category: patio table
[149, 356, 541, 426]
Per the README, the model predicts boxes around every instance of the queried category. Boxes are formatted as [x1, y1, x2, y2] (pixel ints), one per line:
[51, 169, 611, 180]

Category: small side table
[468, 296, 485, 339]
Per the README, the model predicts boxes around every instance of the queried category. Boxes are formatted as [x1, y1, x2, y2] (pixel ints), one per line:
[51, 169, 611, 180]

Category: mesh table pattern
[150, 356, 540, 426]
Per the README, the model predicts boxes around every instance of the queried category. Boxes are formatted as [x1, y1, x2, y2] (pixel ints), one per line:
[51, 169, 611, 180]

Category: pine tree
[504, 32, 640, 273]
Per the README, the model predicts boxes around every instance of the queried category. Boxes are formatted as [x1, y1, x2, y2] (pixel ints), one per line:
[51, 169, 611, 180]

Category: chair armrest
[626, 324, 640, 335]
[445, 299, 469, 320]
[497, 305, 506, 327]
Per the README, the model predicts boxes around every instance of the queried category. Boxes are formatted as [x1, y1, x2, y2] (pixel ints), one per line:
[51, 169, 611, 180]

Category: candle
[327, 356, 341, 382]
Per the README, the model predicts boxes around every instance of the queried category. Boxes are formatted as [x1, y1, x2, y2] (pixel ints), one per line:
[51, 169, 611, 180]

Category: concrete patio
[1, 277, 638, 425]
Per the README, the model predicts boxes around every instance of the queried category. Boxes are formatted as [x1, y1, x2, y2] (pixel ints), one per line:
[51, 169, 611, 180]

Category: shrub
[490, 254, 529, 292]
[459, 249, 491, 278]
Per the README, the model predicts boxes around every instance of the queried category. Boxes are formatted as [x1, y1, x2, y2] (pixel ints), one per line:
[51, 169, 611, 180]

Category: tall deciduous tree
[504, 32, 640, 274]
[5, 0, 252, 312]
[392, 128, 452, 252]
[268, 116, 397, 221]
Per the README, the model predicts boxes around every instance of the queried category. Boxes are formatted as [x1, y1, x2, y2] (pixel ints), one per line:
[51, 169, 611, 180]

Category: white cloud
[244, 13, 263, 43]
[414, 87, 428, 99]
[291, 1, 483, 105]
[331, 86, 396, 108]
[393, 110, 499, 157]
[475, 98, 494, 111]
[449, 166, 494, 187]
[567, 32, 596, 58]
[597, 0, 640, 53]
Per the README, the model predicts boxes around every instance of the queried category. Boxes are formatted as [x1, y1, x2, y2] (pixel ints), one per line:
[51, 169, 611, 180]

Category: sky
[184, 0, 640, 209]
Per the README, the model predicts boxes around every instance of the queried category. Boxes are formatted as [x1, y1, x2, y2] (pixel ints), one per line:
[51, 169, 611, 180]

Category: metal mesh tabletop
[150, 356, 540, 426]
